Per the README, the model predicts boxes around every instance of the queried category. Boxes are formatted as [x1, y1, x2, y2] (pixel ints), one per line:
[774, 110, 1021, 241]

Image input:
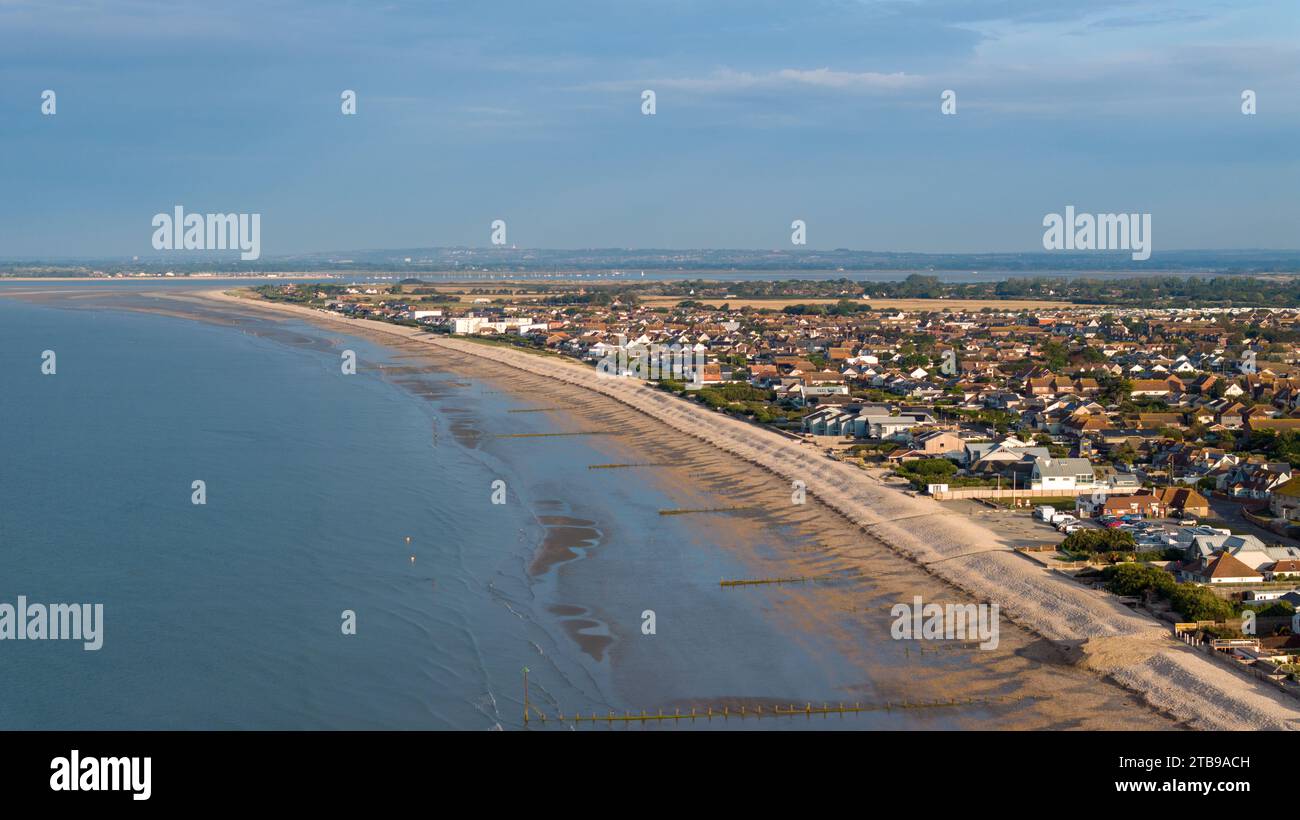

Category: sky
[1, 0, 1297, 258]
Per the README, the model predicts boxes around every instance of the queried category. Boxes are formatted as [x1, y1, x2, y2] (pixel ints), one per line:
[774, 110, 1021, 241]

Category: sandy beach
[197, 288, 1300, 730]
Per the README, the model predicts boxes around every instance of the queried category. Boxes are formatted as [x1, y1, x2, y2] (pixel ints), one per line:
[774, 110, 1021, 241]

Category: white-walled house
[1029, 457, 1098, 491]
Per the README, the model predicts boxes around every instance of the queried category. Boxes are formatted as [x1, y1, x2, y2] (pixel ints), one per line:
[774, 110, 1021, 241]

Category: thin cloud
[585, 67, 923, 95]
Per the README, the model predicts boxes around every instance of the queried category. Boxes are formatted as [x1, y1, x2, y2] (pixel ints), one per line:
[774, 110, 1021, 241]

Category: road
[1208, 496, 1299, 547]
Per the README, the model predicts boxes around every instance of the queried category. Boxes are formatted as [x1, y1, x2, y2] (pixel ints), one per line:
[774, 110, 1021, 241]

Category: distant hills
[4, 247, 1300, 276]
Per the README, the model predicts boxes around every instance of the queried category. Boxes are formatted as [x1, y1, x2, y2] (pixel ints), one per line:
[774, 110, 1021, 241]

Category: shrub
[1062, 529, 1136, 554]
[1243, 601, 1296, 618]
[1168, 584, 1235, 622]
[1103, 563, 1176, 597]
[898, 459, 957, 477]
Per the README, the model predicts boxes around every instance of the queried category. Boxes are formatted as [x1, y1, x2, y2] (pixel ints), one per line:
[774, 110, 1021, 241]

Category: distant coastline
[4, 246, 1300, 280]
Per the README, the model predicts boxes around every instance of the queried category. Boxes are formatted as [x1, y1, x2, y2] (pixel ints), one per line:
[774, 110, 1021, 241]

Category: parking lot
[942, 499, 1214, 555]
[943, 499, 1073, 550]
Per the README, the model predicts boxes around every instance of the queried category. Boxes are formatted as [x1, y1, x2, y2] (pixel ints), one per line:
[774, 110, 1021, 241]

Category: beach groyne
[208, 290, 1300, 730]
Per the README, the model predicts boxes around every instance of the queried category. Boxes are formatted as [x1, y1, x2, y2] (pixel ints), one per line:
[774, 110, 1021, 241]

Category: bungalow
[1245, 416, 1300, 435]
[858, 413, 929, 439]
[1137, 412, 1185, 430]
[1181, 533, 1290, 575]
[749, 364, 779, 384]
[1085, 492, 1163, 519]
[1064, 414, 1114, 438]
[1265, 559, 1300, 580]
[797, 383, 851, 403]
[1130, 376, 1184, 398]
[964, 437, 1048, 469]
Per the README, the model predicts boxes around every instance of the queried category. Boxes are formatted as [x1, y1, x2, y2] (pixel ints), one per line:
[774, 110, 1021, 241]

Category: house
[1029, 457, 1098, 492]
[963, 436, 1047, 467]
[1271, 476, 1300, 522]
[1153, 486, 1211, 518]
[1181, 550, 1264, 584]
[1130, 376, 1184, 398]
[1182, 533, 1289, 575]
[858, 413, 929, 439]
[1137, 412, 1185, 430]
[1265, 559, 1300, 580]
[801, 406, 857, 437]
[1086, 492, 1163, 519]
[1219, 462, 1293, 499]
[796, 383, 850, 404]
[801, 405, 934, 439]
[1217, 403, 1247, 428]
[1105, 472, 1141, 492]
[911, 430, 966, 458]
[1245, 416, 1300, 435]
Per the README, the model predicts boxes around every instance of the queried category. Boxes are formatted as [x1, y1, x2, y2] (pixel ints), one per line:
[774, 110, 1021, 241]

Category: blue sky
[2, 0, 1297, 257]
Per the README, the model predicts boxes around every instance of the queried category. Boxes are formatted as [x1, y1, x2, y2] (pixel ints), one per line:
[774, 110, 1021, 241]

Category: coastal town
[257, 275, 1300, 696]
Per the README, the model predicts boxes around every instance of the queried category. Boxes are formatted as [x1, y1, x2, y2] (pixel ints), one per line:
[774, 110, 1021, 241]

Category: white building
[1029, 457, 1097, 491]
[450, 315, 539, 335]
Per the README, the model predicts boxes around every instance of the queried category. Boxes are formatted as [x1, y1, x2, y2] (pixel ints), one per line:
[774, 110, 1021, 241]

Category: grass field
[637, 296, 1094, 311]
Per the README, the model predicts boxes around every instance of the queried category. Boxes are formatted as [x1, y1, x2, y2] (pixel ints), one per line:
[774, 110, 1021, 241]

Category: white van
[1034, 505, 1055, 521]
